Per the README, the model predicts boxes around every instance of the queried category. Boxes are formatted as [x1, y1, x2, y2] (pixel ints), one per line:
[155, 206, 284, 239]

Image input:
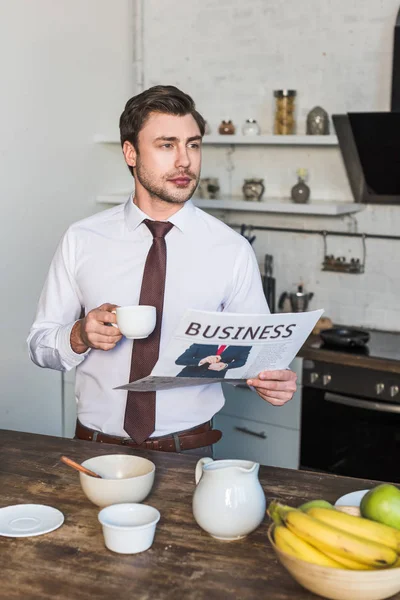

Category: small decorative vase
[242, 178, 265, 202]
[218, 120, 235, 135]
[291, 169, 310, 203]
[306, 106, 330, 135]
[198, 178, 220, 200]
[242, 119, 261, 135]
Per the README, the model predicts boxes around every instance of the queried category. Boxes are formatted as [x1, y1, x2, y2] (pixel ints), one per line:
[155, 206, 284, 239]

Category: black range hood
[332, 7, 400, 204]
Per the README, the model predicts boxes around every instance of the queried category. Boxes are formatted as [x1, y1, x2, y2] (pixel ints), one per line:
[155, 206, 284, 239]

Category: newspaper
[116, 308, 323, 392]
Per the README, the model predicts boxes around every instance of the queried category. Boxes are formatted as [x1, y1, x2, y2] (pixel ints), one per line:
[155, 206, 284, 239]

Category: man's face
[125, 112, 202, 204]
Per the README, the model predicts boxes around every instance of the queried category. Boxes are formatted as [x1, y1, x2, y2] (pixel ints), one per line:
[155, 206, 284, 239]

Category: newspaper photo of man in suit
[175, 344, 252, 378]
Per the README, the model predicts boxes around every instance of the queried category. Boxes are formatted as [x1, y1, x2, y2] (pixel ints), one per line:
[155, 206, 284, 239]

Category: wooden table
[0, 429, 394, 600]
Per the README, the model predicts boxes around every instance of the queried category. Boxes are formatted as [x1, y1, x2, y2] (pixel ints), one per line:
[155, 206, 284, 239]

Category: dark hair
[119, 85, 206, 175]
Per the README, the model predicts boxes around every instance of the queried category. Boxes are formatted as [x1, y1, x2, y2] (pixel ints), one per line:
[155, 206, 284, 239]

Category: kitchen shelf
[193, 198, 363, 215]
[93, 134, 338, 146]
[95, 194, 364, 216]
[203, 134, 338, 146]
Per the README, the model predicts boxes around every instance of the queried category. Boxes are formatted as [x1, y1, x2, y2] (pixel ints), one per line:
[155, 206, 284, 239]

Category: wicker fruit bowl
[268, 525, 400, 600]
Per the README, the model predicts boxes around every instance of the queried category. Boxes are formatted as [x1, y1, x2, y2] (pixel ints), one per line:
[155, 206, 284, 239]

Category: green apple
[298, 499, 333, 512]
[360, 484, 400, 529]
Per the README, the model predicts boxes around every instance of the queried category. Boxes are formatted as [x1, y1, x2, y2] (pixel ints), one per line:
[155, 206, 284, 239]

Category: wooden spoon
[60, 456, 102, 478]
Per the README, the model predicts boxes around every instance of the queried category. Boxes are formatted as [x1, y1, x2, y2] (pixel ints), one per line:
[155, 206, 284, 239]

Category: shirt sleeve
[27, 228, 91, 371]
[223, 239, 270, 314]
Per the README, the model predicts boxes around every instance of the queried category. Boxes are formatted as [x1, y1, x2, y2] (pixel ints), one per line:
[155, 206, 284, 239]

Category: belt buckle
[121, 437, 133, 446]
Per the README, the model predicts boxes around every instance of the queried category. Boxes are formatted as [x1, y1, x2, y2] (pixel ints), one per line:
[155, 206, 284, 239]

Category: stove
[300, 328, 400, 483]
[309, 328, 400, 363]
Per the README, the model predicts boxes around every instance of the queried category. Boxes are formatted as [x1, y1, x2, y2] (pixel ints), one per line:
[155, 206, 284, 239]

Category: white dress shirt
[28, 197, 269, 437]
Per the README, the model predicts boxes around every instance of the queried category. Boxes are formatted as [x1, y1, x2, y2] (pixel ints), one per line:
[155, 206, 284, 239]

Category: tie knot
[144, 219, 174, 239]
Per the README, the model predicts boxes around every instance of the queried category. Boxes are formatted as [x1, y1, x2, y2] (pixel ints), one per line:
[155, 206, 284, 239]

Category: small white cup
[98, 503, 160, 554]
[111, 305, 156, 339]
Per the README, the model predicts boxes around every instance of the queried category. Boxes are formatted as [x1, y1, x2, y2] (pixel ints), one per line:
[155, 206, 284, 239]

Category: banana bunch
[268, 499, 400, 570]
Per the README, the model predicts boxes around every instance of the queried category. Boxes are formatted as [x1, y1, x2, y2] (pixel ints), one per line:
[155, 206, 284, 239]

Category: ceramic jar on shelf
[218, 120, 236, 135]
[306, 106, 330, 135]
[197, 178, 220, 200]
[242, 119, 261, 135]
[242, 179, 265, 202]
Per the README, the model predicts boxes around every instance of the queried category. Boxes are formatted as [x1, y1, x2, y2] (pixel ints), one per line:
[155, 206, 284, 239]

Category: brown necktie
[124, 219, 174, 443]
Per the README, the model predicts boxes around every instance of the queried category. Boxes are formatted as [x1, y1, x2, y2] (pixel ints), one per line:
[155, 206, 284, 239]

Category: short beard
[135, 158, 198, 205]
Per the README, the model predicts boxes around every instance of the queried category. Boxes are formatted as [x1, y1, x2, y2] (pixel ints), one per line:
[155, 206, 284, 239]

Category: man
[175, 344, 251, 378]
[28, 85, 297, 456]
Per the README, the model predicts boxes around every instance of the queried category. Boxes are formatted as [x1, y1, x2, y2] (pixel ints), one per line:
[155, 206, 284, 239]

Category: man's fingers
[88, 333, 123, 348]
[98, 303, 119, 312]
[247, 378, 297, 392]
[84, 322, 121, 336]
[258, 370, 297, 381]
[251, 388, 294, 400]
[256, 395, 292, 406]
[96, 310, 118, 325]
[96, 324, 121, 337]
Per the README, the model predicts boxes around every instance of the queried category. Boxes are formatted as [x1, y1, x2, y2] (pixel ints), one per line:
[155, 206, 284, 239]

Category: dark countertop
[298, 334, 400, 374]
[0, 429, 397, 600]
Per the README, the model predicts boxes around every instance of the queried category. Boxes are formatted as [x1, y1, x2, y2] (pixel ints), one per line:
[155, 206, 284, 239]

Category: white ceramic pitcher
[192, 458, 266, 541]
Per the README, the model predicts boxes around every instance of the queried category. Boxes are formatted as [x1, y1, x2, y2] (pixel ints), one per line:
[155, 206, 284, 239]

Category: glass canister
[274, 90, 296, 135]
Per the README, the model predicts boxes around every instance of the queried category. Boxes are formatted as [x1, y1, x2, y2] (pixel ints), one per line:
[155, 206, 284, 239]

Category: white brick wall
[138, 0, 400, 331]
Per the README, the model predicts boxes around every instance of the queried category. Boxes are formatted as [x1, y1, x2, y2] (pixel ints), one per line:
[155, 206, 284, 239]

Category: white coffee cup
[111, 305, 156, 339]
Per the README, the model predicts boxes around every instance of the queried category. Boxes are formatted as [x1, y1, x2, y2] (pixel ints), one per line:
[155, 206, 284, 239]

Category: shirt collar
[124, 194, 196, 233]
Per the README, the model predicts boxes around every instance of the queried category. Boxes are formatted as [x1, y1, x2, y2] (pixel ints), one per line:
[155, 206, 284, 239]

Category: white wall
[0, 0, 135, 434]
[140, 0, 400, 331]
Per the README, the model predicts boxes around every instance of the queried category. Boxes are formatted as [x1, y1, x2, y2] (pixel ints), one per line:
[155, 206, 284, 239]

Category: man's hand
[247, 370, 297, 406]
[70, 303, 123, 354]
[198, 355, 221, 366]
[208, 361, 228, 372]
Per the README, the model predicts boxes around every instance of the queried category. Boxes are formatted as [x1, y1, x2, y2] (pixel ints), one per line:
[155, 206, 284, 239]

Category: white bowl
[335, 489, 369, 508]
[79, 454, 155, 508]
[98, 503, 160, 554]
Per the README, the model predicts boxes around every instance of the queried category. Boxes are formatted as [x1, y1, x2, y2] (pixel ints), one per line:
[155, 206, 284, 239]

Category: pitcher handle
[195, 457, 213, 484]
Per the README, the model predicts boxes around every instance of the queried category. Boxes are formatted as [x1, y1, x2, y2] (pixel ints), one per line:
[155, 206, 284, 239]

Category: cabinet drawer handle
[234, 426, 267, 439]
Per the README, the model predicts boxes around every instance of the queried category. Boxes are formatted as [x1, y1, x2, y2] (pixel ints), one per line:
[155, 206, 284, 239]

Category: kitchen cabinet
[213, 357, 303, 468]
[213, 414, 300, 469]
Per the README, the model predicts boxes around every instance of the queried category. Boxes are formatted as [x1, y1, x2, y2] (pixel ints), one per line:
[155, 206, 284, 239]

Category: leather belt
[75, 420, 222, 452]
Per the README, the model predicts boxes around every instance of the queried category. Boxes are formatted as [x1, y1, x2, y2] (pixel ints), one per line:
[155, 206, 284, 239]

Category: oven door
[300, 386, 400, 483]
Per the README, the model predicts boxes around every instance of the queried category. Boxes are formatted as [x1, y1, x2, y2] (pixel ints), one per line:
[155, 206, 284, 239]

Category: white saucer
[334, 489, 370, 508]
[0, 504, 64, 538]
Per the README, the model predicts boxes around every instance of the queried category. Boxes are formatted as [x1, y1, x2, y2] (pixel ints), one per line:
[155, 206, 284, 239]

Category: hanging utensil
[263, 254, 276, 313]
